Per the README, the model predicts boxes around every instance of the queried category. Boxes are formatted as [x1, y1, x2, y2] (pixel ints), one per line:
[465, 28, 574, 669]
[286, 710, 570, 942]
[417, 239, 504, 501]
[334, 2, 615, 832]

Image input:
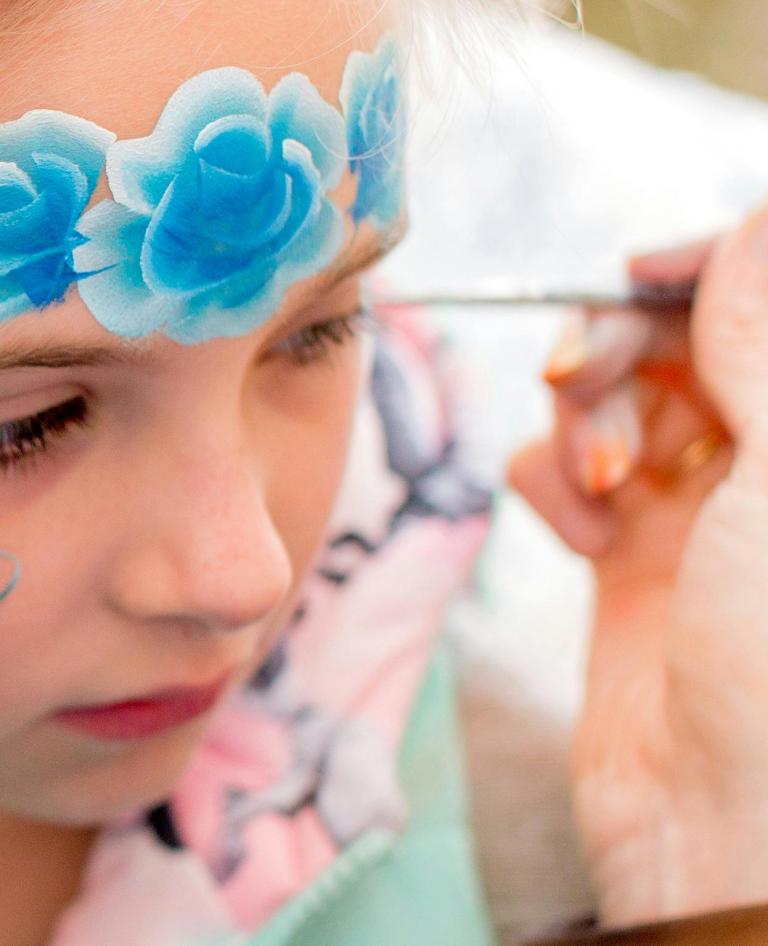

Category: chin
[29, 723, 207, 827]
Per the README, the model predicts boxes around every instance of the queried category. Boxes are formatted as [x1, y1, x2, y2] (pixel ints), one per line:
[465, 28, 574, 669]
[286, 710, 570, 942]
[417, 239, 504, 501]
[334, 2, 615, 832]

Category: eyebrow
[0, 224, 407, 372]
[0, 338, 157, 371]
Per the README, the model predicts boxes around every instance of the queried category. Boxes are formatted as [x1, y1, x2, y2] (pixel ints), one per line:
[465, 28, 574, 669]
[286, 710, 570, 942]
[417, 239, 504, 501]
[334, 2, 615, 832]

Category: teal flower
[74, 68, 347, 344]
[0, 111, 115, 321]
[341, 34, 406, 228]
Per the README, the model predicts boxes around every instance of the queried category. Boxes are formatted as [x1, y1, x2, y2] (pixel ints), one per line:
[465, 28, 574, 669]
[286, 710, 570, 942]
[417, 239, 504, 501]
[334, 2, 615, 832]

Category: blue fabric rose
[341, 34, 406, 228]
[0, 110, 115, 321]
[74, 67, 347, 344]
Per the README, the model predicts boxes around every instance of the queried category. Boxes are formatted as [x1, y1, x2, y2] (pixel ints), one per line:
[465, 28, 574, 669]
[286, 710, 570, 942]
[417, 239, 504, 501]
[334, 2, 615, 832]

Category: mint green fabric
[245, 644, 497, 946]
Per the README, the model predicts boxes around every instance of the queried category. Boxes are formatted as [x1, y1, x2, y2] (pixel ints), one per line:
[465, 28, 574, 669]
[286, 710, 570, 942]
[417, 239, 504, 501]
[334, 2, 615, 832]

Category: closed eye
[269, 307, 374, 365]
[0, 396, 90, 477]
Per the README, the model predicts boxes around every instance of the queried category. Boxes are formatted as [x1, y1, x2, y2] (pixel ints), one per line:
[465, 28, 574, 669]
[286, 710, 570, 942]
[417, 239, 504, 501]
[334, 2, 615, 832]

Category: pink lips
[53, 676, 230, 740]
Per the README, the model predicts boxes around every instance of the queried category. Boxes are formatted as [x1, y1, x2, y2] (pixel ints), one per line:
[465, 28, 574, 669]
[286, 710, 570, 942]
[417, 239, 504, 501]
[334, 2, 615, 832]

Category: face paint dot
[0, 551, 21, 602]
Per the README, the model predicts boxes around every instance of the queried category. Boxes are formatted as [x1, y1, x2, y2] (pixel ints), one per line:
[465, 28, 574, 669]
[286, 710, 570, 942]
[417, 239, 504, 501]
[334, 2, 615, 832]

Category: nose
[105, 445, 293, 634]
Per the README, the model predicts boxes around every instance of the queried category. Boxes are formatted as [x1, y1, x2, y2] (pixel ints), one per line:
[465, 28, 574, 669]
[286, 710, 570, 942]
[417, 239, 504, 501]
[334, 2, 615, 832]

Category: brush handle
[378, 279, 697, 312]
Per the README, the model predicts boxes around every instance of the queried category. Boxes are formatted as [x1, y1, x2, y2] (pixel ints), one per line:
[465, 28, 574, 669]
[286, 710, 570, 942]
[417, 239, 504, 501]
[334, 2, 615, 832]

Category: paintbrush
[377, 279, 697, 312]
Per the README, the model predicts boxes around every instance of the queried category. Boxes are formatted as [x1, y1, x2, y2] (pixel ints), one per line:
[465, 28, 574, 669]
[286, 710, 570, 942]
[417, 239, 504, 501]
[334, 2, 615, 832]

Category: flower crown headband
[0, 33, 404, 346]
[0, 33, 404, 600]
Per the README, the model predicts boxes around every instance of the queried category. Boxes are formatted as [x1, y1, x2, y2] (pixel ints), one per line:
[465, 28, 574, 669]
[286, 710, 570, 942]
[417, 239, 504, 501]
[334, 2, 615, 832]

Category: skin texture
[0, 2, 397, 943]
[509, 207, 768, 928]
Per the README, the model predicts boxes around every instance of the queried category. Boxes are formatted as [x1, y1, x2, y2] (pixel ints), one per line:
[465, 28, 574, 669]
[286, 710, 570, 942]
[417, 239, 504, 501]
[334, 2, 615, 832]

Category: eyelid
[268, 303, 375, 350]
[0, 382, 84, 425]
[265, 307, 373, 367]
[261, 271, 375, 348]
[0, 396, 89, 477]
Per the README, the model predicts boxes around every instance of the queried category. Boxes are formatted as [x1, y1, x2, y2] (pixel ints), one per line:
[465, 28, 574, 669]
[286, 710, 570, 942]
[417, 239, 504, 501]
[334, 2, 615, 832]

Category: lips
[53, 675, 231, 741]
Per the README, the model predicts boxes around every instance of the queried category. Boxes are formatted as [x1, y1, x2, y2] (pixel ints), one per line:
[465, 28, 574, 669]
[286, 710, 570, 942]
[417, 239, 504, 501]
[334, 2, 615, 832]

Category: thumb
[690, 204, 768, 451]
[628, 236, 715, 288]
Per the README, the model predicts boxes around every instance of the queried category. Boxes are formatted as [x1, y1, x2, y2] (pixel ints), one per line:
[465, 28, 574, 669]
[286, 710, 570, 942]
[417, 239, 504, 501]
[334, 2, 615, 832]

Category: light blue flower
[340, 34, 406, 228]
[0, 110, 115, 321]
[74, 68, 347, 344]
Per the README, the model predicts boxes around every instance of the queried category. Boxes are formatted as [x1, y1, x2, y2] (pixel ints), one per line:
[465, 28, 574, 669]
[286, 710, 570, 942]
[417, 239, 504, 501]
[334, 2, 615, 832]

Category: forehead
[0, 0, 387, 126]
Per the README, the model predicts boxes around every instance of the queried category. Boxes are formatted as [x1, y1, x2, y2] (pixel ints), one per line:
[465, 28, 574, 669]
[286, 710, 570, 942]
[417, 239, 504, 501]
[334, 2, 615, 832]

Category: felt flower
[74, 68, 347, 344]
[341, 34, 406, 228]
[0, 110, 115, 321]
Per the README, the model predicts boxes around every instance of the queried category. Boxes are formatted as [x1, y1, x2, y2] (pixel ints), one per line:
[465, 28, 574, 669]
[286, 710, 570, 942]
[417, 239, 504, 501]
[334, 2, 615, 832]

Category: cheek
[0, 342, 366, 721]
[0, 576, 88, 731]
[0, 510, 94, 725]
[259, 343, 365, 578]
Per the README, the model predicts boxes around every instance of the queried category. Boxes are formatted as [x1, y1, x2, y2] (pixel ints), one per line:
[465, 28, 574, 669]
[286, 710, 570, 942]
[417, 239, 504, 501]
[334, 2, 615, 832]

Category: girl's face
[0, 0, 401, 824]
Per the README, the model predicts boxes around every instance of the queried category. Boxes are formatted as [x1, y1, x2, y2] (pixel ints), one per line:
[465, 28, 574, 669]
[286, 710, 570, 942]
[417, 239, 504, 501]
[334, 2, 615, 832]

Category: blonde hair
[0, 0, 582, 48]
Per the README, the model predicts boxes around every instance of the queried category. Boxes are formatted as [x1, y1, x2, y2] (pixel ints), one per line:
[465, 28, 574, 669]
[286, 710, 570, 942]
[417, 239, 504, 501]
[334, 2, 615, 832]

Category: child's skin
[0, 2, 398, 943]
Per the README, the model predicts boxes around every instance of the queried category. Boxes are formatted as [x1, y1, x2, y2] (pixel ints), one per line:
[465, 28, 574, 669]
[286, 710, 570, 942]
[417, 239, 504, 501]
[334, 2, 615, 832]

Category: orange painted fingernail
[578, 438, 633, 495]
[543, 316, 586, 383]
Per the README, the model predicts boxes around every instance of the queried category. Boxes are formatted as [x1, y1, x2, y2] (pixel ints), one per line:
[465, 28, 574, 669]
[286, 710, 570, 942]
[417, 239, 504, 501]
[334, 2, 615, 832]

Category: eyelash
[271, 308, 368, 365]
[0, 396, 89, 477]
[0, 311, 369, 477]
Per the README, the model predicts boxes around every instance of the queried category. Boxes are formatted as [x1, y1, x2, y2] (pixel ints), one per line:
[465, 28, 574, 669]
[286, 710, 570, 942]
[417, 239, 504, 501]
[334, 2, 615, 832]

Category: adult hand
[508, 206, 768, 929]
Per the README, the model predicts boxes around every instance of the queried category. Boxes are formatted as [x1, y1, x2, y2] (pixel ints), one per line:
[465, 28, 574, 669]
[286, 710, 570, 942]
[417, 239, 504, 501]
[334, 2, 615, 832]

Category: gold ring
[641, 428, 729, 489]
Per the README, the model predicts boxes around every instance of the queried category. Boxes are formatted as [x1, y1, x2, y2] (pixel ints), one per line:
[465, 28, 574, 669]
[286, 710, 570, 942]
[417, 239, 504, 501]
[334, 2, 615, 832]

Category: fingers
[506, 439, 617, 557]
[554, 382, 642, 497]
[509, 294, 715, 555]
[509, 307, 671, 551]
[543, 305, 691, 405]
[547, 327, 720, 504]
[628, 237, 716, 287]
[543, 308, 657, 402]
[689, 205, 768, 449]
[508, 233, 734, 559]
[545, 236, 717, 408]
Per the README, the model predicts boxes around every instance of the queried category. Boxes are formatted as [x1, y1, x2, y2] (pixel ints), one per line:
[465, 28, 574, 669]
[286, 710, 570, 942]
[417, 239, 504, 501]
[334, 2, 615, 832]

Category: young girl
[3, 1, 768, 944]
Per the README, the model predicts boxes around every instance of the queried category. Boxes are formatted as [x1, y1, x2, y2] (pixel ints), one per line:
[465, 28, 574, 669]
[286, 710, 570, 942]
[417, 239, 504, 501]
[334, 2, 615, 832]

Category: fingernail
[544, 309, 654, 396]
[572, 390, 641, 495]
[578, 439, 633, 495]
[543, 313, 587, 382]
